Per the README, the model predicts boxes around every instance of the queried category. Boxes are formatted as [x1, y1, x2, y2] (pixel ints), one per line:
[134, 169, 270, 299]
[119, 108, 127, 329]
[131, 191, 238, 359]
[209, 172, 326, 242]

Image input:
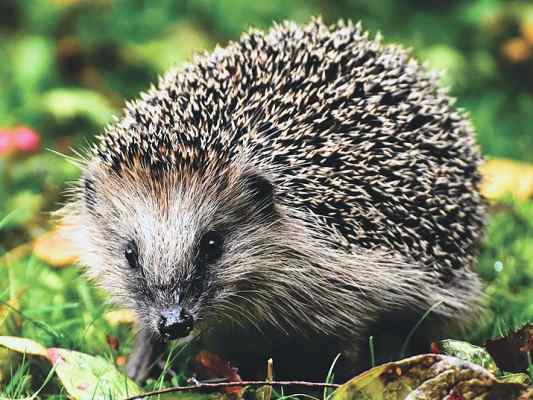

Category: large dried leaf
[331, 354, 532, 400]
[485, 323, 533, 373]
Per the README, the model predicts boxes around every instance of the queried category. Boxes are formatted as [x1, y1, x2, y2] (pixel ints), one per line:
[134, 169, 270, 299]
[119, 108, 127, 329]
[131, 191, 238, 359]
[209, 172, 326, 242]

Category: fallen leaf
[331, 354, 532, 400]
[485, 323, 533, 374]
[106, 334, 120, 351]
[192, 351, 242, 395]
[0, 336, 143, 399]
[33, 227, 78, 268]
[47, 347, 143, 399]
[435, 339, 499, 375]
[0, 336, 48, 357]
[500, 373, 531, 385]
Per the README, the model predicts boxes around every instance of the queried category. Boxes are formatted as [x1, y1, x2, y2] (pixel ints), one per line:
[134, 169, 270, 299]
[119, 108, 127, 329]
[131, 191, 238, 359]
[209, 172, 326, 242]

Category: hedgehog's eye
[125, 241, 140, 269]
[198, 231, 224, 264]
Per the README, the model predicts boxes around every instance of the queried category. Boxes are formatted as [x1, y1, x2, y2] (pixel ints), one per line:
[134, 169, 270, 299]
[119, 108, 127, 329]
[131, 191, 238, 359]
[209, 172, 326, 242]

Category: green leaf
[0, 336, 48, 358]
[500, 373, 531, 385]
[437, 339, 499, 374]
[47, 348, 143, 399]
[0, 336, 143, 399]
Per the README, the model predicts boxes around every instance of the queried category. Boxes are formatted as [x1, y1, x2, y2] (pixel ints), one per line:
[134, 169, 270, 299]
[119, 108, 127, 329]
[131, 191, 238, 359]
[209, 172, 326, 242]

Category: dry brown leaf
[481, 159, 533, 200]
[192, 351, 242, 395]
[485, 323, 533, 374]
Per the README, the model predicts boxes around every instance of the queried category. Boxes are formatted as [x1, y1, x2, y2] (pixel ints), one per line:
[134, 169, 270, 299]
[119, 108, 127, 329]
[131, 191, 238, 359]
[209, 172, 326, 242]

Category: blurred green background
[1, 0, 533, 396]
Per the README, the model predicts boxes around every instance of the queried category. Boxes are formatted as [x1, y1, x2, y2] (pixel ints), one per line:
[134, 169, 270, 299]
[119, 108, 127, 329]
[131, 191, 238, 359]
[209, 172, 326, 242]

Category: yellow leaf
[33, 226, 78, 268]
[0, 336, 48, 357]
[481, 159, 533, 200]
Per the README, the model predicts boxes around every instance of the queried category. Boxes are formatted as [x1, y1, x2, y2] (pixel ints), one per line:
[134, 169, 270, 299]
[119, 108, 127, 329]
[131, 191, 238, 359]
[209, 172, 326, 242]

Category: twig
[264, 358, 273, 400]
[124, 380, 341, 400]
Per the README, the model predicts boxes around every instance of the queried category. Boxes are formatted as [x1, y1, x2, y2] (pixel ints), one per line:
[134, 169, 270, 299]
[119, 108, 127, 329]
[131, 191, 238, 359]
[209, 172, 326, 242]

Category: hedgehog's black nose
[158, 308, 194, 340]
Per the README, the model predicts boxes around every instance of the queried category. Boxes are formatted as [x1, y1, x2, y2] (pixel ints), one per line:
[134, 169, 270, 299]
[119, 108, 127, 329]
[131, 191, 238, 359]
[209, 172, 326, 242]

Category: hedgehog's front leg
[126, 328, 166, 383]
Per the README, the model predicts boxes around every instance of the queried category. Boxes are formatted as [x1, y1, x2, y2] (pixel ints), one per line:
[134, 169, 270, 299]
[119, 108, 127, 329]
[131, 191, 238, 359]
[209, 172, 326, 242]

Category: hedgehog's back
[97, 19, 485, 283]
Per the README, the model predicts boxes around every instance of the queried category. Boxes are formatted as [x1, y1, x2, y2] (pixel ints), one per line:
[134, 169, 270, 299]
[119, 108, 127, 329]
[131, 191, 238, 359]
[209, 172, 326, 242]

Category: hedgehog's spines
[90, 18, 484, 294]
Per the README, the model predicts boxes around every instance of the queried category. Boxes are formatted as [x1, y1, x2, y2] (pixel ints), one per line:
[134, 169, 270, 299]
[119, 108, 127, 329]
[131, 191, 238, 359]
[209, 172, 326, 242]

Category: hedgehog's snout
[158, 306, 194, 340]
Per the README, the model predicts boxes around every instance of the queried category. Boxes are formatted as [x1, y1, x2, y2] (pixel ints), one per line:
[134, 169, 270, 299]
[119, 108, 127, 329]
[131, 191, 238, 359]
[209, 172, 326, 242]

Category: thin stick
[124, 380, 341, 400]
[265, 358, 274, 400]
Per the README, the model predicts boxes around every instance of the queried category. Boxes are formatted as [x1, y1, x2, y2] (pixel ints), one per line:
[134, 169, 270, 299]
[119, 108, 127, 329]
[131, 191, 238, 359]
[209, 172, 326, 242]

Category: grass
[1, 196, 532, 397]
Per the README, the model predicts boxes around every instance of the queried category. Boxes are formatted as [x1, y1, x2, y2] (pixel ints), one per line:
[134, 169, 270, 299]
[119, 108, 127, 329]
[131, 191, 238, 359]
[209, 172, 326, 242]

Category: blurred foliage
[1, 0, 533, 396]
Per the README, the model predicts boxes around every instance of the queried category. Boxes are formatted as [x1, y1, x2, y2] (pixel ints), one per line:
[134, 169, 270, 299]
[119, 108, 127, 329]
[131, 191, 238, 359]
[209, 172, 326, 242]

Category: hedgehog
[61, 19, 486, 382]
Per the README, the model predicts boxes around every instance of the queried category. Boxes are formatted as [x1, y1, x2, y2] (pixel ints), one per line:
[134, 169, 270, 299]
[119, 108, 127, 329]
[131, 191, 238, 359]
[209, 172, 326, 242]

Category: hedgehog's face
[72, 162, 277, 340]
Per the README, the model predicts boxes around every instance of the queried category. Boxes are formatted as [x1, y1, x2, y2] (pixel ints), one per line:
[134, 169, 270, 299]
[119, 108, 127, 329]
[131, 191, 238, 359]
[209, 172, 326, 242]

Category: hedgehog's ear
[241, 172, 274, 210]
